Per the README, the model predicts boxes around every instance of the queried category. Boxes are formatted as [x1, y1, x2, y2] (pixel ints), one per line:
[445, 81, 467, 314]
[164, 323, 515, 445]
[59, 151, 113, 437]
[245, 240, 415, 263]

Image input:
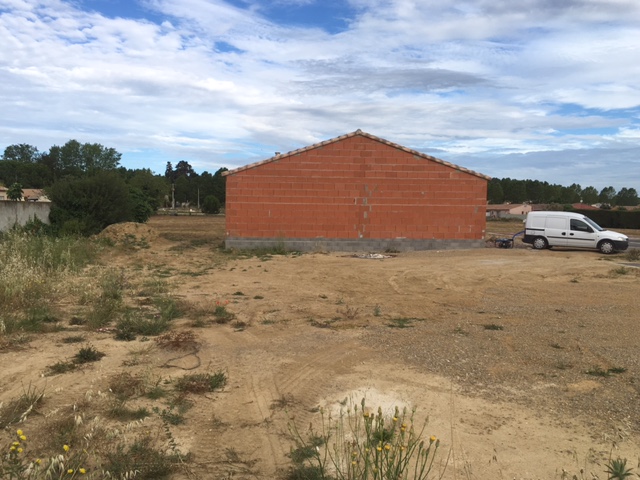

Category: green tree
[202, 195, 221, 214]
[42, 140, 121, 179]
[581, 186, 599, 204]
[7, 182, 23, 201]
[2, 144, 42, 163]
[598, 186, 617, 205]
[487, 178, 504, 204]
[614, 187, 639, 207]
[47, 172, 133, 236]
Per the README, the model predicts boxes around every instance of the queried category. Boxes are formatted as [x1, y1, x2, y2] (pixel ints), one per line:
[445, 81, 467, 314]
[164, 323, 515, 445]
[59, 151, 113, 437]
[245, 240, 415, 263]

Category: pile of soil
[96, 222, 158, 245]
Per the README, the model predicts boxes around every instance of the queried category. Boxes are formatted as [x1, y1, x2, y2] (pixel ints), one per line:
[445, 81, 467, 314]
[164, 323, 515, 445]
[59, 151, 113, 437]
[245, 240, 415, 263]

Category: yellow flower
[16, 429, 23, 436]
[10, 446, 16, 451]
[63, 445, 70, 452]
[67, 469, 74, 474]
[393, 416, 398, 422]
[351, 461, 357, 465]
[12, 442, 20, 446]
[363, 412, 370, 418]
[36, 459, 41, 464]
[384, 444, 391, 451]
[17, 448, 23, 453]
[79, 468, 86, 474]
[376, 446, 382, 452]
[20, 435, 26, 441]
[430, 435, 437, 443]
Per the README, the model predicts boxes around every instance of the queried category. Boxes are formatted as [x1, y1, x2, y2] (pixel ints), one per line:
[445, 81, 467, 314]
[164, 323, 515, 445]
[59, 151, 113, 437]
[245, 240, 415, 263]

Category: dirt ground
[2, 215, 640, 480]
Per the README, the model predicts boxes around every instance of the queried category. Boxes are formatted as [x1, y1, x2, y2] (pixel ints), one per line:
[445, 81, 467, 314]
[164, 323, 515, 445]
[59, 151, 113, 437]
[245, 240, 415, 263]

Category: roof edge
[222, 130, 491, 181]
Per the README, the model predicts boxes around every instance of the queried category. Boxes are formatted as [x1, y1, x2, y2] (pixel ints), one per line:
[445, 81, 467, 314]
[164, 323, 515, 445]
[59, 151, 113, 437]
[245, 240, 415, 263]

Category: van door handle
[569, 233, 574, 236]
[562, 232, 566, 235]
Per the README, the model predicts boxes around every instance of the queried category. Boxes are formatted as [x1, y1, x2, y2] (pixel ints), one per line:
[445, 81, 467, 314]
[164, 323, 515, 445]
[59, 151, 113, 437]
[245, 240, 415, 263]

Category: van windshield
[582, 217, 604, 232]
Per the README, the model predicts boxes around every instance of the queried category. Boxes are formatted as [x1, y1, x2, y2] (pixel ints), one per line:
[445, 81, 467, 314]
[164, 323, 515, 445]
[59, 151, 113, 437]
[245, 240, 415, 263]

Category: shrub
[201, 195, 221, 214]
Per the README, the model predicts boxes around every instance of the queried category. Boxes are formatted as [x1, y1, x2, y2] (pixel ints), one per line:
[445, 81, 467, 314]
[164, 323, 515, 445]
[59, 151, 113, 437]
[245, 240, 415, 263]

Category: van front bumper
[613, 240, 629, 251]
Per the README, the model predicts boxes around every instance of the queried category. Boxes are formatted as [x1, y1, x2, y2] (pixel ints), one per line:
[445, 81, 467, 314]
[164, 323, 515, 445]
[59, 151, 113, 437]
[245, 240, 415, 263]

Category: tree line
[1, 142, 226, 235]
[488, 178, 639, 207]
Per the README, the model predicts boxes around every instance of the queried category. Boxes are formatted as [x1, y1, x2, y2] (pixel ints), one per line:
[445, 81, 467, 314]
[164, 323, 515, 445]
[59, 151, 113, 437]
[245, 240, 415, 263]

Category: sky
[1, 0, 639, 191]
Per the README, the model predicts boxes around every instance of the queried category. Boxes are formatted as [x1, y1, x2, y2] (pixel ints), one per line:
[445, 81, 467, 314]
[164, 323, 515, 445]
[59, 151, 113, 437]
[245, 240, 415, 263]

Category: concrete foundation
[225, 237, 484, 252]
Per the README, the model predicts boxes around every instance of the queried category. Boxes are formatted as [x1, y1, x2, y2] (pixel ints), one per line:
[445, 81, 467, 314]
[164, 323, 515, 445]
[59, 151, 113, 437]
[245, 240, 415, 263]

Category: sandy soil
[2, 215, 640, 480]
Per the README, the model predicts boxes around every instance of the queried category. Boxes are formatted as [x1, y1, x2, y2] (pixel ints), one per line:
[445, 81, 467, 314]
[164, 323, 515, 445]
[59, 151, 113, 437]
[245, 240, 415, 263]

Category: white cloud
[0, 0, 639, 189]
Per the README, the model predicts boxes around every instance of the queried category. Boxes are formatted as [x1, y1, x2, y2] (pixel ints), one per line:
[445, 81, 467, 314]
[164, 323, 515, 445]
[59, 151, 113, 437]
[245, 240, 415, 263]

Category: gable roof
[222, 130, 490, 181]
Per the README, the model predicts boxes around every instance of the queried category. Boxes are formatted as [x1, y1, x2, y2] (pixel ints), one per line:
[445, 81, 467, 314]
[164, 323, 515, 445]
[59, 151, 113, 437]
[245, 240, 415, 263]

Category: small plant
[606, 457, 634, 479]
[154, 330, 197, 350]
[174, 371, 227, 394]
[213, 304, 235, 324]
[232, 291, 245, 296]
[73, 344, 106, 364]
[253, 295, 264, 300]
[46, 360, 76, 376]
[373, 305, 382, 317]
[483, 323, 504, 331]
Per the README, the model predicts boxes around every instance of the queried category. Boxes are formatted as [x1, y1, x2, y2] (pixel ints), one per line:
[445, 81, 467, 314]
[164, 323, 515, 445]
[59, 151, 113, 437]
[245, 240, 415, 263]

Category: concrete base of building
[225, 237, 485, 252]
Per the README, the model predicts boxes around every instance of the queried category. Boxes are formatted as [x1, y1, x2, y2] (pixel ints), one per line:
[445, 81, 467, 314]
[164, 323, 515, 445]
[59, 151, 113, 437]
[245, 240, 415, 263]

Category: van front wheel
[599, 240, 615, 254]
[532, 237, 548, 250]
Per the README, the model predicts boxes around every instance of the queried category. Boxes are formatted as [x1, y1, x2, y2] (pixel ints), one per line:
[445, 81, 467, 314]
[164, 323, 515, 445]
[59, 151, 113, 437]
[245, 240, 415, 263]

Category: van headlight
[616, 236, 627, 241]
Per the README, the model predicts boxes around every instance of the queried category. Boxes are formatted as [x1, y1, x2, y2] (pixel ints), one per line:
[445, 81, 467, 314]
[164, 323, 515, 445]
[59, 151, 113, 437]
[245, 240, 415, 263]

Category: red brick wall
[226, 136, 487, 240]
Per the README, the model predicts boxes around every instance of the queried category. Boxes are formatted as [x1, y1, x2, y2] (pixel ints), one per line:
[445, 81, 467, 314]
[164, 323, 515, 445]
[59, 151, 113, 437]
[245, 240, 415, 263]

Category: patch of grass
[45, 360, 76, 376]
[373, 305, 382, 317]
[115, 310, 171, 339]
[154, 296, 184, 321]
[585, 366, 627, 377]
[61, 335, 85, 344]
[610, 266, 629, 276]
[233, 320, 249, 331]
[174, 371, 227, 394]
[253, 295, 264, 300]
[213, 305, 235, 324]
[104, 435, 179, 480]
[0, 383, 45, 428]
[288, 435, 324, 464]
[483, 323, 504, 331]
[625, 248, 640, 262]
[73, 344, 106, 364]
[108, 372, 145, 400]
[232, 291, 245, 296]
[154, 330, 197, 350]
[387, 317, 416, 328]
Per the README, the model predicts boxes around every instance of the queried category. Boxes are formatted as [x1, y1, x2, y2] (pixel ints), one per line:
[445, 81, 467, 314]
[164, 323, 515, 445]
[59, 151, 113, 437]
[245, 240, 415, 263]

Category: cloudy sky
[1, 0, 639, 190]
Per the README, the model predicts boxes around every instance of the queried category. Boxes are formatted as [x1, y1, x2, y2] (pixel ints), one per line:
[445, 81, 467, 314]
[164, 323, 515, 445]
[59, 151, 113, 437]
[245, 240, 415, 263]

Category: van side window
[570, 219, 591, 232]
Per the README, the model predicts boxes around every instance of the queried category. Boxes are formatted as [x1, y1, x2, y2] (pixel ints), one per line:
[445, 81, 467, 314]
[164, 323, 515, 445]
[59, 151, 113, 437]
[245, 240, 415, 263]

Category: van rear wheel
[532, 237, 548, 250]
[599, 240, 615, 254]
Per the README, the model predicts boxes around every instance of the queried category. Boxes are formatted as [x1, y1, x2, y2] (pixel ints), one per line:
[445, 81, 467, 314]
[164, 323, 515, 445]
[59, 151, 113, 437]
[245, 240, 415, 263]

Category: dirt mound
[97, 222, 158, 245]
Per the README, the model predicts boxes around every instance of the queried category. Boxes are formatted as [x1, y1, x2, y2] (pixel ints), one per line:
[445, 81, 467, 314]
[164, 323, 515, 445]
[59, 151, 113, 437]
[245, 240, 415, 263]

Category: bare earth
[2, 215, 640, 480]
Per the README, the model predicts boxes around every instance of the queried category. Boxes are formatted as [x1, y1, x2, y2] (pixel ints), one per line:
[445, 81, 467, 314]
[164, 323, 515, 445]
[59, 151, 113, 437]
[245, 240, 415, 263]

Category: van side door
[566, 219, 597, 249]
[544, 216, 568, 246]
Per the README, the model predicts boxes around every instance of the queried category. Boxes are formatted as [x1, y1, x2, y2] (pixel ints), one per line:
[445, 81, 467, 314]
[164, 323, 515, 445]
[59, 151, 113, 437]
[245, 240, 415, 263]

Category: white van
[523, 211, 629, 254]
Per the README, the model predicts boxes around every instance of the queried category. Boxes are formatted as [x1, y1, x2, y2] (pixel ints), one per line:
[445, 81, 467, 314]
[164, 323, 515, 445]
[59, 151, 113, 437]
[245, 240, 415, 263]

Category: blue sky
[1, 0, 639, 190]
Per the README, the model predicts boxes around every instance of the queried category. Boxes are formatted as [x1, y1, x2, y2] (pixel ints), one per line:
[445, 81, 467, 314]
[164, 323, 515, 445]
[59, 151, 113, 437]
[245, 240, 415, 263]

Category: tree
[7, 182, 23, 201]
[614, 187, 639, 207]
[43, 140, 121, 179]
[47, 172, 133, 236]
[598, 186, 616, 205]
[581, 186, 599, 205]
[2, 144, 42, 163]
[487, 178, 504, 204]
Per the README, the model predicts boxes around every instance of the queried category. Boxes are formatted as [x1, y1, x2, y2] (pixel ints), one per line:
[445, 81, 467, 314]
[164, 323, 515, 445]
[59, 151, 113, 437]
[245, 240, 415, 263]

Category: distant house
[0, 186, 6, 201]
[571, 203, 599, 211]
[223, 130, 490, 252]
[22, 189, 50, 202]
[486, 203, 532, 218]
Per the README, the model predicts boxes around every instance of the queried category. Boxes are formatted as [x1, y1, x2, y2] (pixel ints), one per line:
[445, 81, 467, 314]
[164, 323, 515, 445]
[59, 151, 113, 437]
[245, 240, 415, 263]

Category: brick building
[223, 130, 489, 252]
